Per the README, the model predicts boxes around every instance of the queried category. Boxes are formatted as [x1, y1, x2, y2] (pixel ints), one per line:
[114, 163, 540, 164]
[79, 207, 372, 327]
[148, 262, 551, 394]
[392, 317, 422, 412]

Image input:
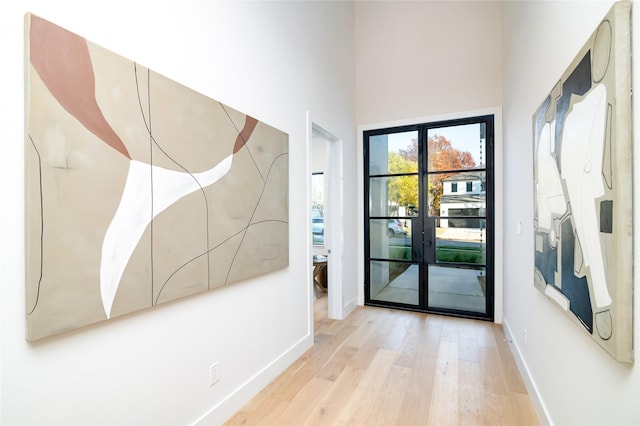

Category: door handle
[411, 217, 423, 262]
[424, 218, 436, 264]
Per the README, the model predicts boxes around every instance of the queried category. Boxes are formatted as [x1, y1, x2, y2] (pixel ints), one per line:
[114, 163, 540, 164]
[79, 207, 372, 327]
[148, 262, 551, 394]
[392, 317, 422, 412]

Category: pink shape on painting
[29, 15, 131, 160]
[234, 116, 258, 154]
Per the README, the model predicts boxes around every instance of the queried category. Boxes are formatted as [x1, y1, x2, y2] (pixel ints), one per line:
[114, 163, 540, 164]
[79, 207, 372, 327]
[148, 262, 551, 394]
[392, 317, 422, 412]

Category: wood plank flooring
[225, 296, 539, 426]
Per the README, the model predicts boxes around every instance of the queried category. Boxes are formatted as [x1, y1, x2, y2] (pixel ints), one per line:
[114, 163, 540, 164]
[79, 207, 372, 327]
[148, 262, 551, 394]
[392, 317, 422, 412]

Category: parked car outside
[388, 219, 407, 236]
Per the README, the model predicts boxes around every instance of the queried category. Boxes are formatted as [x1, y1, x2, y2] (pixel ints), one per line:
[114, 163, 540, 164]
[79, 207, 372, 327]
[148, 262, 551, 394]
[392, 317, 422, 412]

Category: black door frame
[363, 115, 494, 321]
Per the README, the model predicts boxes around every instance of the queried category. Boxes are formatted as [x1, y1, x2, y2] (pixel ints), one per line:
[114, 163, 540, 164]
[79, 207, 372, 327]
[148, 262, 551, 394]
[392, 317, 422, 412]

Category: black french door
[364, 115, 494, 320]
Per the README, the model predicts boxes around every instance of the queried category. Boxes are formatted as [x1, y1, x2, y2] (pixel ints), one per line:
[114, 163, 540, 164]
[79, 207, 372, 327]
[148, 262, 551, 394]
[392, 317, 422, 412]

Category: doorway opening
[363, 115, 494, 320]
[310, 122, 344, 320]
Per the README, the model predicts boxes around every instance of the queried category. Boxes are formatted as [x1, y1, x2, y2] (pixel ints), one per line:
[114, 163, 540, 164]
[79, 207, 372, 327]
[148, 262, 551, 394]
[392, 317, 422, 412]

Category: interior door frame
[307, 113, 345, 327]
[360, 110, 502, 322]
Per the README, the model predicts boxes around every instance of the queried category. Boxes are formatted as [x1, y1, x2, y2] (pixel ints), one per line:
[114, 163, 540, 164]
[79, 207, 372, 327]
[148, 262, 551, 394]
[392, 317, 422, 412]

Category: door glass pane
[427, 123, 486, 172]
[369, 131, 419, 175]
[428, 265, 486, 313]
[369, 175, 419, 217]
[436, 224, 486, 265]
[369, 219, 411, 260]
[370, 260, 419, 306]
[427, 171, 486, 217]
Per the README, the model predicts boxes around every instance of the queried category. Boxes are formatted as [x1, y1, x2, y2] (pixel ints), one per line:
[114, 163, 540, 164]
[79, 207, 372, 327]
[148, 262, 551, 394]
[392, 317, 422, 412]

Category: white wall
[502, 1, 640, 425]
[0, 1, 355, 424]
[355, 1, 503, 125]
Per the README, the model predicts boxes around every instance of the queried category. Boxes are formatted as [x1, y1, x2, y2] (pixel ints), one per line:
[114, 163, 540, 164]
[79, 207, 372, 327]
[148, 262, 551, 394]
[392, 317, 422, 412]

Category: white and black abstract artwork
[533, 1, 633, 363]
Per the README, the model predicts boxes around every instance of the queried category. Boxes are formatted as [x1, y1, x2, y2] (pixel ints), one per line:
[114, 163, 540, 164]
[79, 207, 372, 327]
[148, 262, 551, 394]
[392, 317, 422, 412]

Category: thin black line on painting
[27, 135, 44, 315]
[224, 152, 288, 285]
[220, 103, 265, 183]
[133, 63, 213, 297]
[155, 218, 288, 304]
[157, 151, 288, 300]
[148, 67, 154, 304]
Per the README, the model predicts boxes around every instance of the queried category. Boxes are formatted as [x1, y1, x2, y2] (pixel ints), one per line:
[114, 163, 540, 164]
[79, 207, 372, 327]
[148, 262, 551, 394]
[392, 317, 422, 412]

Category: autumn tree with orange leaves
[398, 135, 475, 216]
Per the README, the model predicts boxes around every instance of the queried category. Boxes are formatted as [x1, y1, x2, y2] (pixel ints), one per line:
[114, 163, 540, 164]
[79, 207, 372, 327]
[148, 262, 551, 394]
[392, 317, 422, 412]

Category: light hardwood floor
[225, 296, 539, 426]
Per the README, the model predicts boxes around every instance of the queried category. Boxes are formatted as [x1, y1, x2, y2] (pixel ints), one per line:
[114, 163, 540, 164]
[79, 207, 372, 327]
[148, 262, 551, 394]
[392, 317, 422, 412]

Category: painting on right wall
[533, 1, 633, 363]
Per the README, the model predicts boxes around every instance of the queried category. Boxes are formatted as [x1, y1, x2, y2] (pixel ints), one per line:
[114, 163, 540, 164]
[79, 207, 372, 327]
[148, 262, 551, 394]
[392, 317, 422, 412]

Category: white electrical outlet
[209, 362, 220, 386]
[523, 329, 528, 346]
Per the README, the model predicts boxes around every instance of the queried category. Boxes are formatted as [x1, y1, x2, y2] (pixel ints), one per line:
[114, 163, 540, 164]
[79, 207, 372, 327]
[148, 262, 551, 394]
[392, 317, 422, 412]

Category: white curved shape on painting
[536, 120, 567, 233]
[560, 84, 611, 309]
[100, 155, 233, 318]
[545, 284, 570, 311]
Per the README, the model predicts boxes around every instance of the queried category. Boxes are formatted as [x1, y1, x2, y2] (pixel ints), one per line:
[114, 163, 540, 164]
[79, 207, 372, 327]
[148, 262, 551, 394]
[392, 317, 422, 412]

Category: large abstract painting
[25, 14, 289, 341]
[533, 2, 632, 363]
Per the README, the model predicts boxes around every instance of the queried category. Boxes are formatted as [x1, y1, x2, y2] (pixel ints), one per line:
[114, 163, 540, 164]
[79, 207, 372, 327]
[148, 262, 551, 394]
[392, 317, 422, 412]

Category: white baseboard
[192, 333, 314, 425]
[502, 320, 552, 426]
[343, 297, 357, 317]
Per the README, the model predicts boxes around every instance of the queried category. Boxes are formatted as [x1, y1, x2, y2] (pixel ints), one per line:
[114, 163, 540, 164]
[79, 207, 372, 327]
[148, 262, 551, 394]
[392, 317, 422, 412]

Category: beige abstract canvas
[25, 14, 289, 341]
[532, 2, 632, 362]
